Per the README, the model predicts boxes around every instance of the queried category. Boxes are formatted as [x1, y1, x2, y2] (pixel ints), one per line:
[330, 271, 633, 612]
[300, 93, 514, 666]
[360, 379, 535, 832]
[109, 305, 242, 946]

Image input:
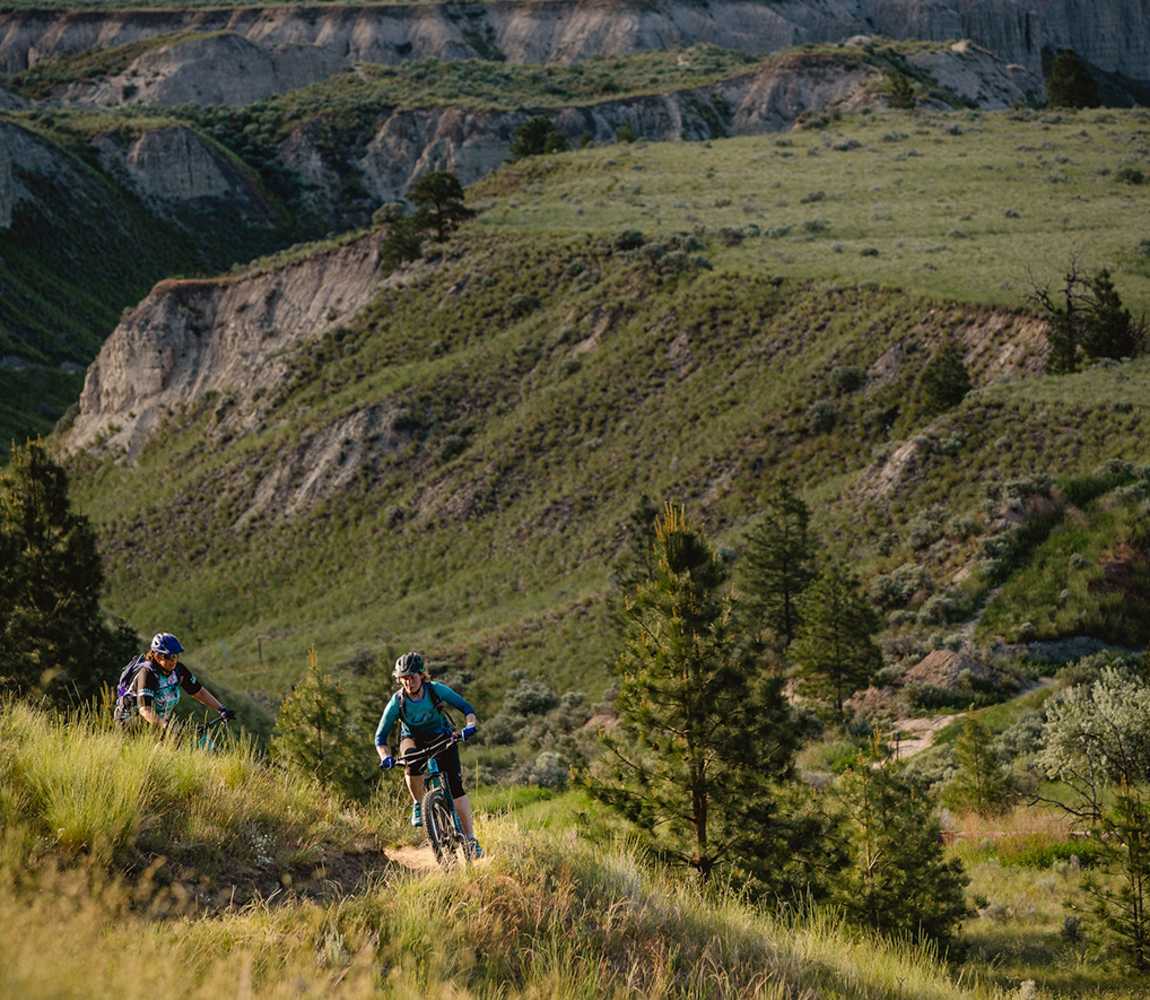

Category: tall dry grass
[0, 702, 1005, 998]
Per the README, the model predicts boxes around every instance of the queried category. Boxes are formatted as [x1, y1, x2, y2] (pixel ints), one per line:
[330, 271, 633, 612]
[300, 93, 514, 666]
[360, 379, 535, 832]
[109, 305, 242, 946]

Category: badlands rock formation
[3, 0, 1147, 89]
[64, 233, 384, 457]
[287, 45, 1041, 211]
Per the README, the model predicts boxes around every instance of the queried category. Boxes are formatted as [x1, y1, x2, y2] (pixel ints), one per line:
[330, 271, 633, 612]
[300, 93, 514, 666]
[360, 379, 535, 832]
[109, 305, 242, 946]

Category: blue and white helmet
[150, 632, 184, 656]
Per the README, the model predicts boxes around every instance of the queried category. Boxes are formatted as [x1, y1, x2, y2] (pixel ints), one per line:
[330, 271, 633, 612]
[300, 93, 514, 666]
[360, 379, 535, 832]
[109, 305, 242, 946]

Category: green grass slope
[475, 107, 1150, 311]
[68, 109, 1150, 719]
[0, 702, 1000, 1000]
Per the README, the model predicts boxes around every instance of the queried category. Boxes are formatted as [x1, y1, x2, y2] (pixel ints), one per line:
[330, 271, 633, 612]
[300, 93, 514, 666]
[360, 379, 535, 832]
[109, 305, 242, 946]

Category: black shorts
[404, 734, 465, 799]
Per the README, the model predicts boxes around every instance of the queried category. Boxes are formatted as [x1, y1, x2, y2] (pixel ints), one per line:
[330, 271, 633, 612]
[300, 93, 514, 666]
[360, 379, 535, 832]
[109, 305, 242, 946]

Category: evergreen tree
[0, 440, 135, 705]
[885, 71, 917, 110]
[790, 559, 882, 720]
[1046, 49, 1100, 109]
[834, 751, 969, 944]
[379, 213, 424, 273]
[741, 479, 817, 648]
[942, 718, 1017, 816]
[586, 504, 801, 884]
[273, 649, 369, 801]
[409, 171, 475, 241]
[1081, 269, 1144, 360]
[920, 338, 973, 415]
[511, 116, 569, 159]
[1080, 785, 1150, 972]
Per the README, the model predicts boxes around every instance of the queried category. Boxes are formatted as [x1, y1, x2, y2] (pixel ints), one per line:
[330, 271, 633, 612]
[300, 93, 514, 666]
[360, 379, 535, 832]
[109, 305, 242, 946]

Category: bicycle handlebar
[394, 732, 461, 769]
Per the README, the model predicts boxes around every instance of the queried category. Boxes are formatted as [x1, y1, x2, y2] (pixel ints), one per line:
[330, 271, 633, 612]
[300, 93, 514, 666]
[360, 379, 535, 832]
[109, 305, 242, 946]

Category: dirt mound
[904, 648, 998, 689]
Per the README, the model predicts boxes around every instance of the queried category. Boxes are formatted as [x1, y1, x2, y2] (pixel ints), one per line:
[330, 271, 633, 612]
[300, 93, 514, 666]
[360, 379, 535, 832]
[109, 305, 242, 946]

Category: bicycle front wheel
[423, 788, 468, 871]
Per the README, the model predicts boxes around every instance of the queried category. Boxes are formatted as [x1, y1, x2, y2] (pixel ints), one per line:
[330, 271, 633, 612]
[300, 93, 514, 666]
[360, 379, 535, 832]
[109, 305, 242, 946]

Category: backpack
[398, 681, 453, 731]
[113, 655, 149, 722]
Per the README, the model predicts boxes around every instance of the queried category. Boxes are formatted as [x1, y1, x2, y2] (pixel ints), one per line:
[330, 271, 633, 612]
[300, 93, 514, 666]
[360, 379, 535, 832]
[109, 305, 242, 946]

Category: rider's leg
[401, 738, 424, 803]
[453, 794, 475, 838]
[438, 744, 475, 839]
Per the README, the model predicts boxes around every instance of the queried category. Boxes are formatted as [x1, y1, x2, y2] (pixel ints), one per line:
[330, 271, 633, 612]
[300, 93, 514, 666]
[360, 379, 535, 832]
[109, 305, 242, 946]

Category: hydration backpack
[113, 655, 148, 722]
[398, 681, 453, 730]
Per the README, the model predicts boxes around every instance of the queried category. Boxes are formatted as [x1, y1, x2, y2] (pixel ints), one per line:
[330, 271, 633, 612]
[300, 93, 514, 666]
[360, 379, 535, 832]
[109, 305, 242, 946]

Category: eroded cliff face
[0, 119, 68, 229]
[64, 233, 384, 458]
[92, 124, 277, 222]
[283, 44, 1040, 212]
[4, 0, 1143, 90]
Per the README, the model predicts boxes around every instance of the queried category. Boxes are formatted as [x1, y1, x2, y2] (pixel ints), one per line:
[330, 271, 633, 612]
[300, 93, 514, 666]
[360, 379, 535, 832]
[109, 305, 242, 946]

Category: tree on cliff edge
[410, 172, 475, 241]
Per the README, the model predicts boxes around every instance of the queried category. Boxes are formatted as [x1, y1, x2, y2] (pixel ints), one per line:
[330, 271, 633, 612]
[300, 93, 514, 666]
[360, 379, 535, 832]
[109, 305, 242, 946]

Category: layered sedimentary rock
[3, 0, 1147, 89]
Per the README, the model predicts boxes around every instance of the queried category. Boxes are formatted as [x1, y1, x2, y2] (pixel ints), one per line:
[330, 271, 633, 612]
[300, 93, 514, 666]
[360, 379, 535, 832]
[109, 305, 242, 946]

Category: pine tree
[1081, 785, 1150, 972]
[834, 750, 970, 944]
[511, 117, 569, 159]
[1081, 269, 1144, 360]
[1046, 49, 1100, 109]
[790, 559, 882, 720]
[0, 440, 135, 705]
[586, 504, 801, 884]
[920, 339, 973, 415]
[409, 171, 475, 241]
[273, 649, 369, 801]
[741, 479, 817, 648]
[942, 718, 1018, 816]
[885, 71, 917, 110]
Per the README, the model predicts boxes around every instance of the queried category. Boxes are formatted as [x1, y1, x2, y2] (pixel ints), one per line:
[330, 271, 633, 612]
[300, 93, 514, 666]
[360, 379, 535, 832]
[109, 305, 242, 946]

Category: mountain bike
[396, 733, 475, 870]
[193, 715, 230, 752]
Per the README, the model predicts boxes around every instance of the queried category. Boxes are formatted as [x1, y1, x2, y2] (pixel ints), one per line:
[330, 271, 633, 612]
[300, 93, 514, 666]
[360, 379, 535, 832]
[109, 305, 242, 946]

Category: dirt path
[892, 714, 959, 760]
[386, 844, 440, 872]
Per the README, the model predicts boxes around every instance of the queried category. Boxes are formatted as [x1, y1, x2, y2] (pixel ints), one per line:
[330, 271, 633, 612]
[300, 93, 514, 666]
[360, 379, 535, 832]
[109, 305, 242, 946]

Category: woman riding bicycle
[116, 632, 234, 733]
[375, 652, 482, 857]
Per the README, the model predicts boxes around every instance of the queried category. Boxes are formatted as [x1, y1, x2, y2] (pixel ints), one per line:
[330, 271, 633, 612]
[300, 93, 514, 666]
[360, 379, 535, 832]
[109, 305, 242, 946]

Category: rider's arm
[191, 687, 224, 712]
[177, 666, 230, 715]
[375, 695, 401, 759]
[430, 682, 476, 720]
[135, 669, 166, 732]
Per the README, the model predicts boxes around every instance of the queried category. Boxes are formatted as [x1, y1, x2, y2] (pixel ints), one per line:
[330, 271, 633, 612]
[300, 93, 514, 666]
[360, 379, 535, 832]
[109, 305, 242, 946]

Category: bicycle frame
[396, 733, 473, 869]
[194, 715, 230, 752]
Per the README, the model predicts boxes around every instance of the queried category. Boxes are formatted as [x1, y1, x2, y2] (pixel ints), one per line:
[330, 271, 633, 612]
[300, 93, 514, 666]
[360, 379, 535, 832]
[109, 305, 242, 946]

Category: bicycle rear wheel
[423, 788, 468, 870]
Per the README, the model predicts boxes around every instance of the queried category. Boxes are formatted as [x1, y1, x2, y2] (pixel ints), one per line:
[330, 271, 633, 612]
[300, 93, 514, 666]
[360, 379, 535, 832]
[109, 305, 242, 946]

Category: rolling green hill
[58, 110, 1150, 739]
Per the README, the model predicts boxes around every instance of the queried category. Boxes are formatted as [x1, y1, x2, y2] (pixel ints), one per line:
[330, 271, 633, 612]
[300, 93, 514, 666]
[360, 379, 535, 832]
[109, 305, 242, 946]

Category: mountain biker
[117, 632, 234, 733]
[375, 652, 482, 856]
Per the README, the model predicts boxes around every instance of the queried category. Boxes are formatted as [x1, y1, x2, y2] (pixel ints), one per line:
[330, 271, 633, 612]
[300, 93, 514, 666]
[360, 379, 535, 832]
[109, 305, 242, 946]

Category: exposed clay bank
[3, 0, 1148, 83]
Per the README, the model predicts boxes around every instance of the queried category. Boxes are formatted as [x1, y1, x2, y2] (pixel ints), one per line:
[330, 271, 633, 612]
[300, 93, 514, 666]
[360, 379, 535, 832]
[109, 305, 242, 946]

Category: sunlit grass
[473, 108, 1150, 315]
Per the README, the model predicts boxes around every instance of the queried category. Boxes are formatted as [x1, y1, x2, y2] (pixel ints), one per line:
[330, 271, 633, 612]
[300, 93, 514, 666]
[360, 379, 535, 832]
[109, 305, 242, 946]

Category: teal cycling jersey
[131, 659, 201, 719]
[374, 681, 475, 747]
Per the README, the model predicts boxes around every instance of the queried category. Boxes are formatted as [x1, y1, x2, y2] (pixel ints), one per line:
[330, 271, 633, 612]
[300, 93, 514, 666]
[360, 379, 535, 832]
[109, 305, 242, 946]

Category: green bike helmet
[394, 651, 425, 678]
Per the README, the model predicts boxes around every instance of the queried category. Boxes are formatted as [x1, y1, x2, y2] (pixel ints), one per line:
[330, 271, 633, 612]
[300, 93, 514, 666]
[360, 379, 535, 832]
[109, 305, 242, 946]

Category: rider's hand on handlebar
[461, 724, 477, 742]
[380, 755, 396, 770]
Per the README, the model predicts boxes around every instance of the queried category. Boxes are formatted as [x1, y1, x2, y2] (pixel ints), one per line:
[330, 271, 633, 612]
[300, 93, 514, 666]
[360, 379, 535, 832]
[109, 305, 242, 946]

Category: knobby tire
[422, 787, 470, 871]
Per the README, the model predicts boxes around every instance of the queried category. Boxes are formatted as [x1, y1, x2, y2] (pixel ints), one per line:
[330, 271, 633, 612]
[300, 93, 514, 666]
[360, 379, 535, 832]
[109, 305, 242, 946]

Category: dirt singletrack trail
[892, 714, 960, 760]
[386, 844, 492, 874]
[387, 845, 440, 872]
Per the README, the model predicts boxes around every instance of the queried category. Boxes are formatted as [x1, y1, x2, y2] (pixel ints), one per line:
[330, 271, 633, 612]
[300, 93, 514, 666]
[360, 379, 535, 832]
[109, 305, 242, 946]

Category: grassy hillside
[475, 106, 1150, 311]
[64, 109, 1150, 726]
[0, 701, 1007, 1000]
